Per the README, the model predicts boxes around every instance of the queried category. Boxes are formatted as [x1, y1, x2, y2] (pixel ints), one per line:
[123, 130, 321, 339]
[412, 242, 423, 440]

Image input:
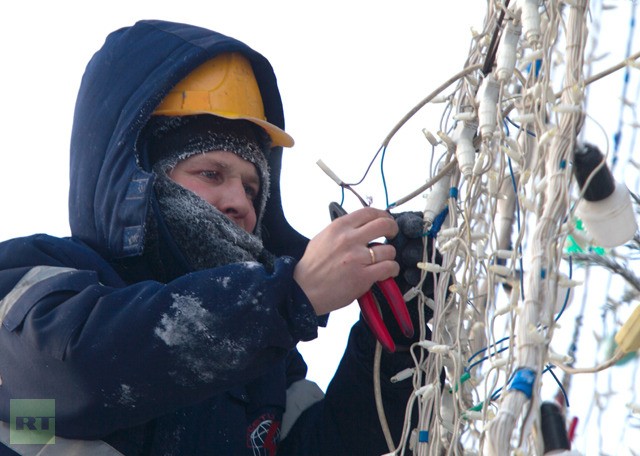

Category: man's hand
[294, 207, 399, 316]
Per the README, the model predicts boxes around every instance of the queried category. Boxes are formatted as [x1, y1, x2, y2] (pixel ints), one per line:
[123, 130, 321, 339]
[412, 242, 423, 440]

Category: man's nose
[218, 179, 252, 217]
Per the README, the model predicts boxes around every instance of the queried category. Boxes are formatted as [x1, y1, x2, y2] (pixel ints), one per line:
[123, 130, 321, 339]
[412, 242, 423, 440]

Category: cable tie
[508, 367, 537, 399]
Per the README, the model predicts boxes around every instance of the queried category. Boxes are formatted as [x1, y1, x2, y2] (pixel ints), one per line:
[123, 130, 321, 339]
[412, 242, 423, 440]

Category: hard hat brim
[152, 110, 294, 148]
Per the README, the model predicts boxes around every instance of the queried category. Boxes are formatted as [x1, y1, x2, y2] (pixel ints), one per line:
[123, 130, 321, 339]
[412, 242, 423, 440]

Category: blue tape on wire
[419, 430, 429, 443]
[508, 368, 536, 398]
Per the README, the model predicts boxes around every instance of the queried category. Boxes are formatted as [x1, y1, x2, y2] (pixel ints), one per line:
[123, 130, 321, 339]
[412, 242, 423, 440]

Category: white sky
[1, 1, 638, 453]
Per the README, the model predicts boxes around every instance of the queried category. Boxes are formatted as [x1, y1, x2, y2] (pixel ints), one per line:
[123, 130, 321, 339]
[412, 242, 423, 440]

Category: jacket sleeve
[279, 320, 418, 456]
[0, 241, 318, 439]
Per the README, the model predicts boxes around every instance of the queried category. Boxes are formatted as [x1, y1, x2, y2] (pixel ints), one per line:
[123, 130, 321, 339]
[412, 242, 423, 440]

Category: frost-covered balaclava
[139, 115, 275, 273]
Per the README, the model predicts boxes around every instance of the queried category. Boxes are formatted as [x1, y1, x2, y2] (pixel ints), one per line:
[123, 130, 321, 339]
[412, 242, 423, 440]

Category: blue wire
[505, 116, 536, 137]
[467, 345, 511, 372]
[611, 1, 637, 171]
[546, 364, 570, 408]
[380, 145, 390, 208]
[554, 255, 573, 322]
[467, 335, 512, 364]
[426, 207, 449, 238]
[507, 157, 525, 302]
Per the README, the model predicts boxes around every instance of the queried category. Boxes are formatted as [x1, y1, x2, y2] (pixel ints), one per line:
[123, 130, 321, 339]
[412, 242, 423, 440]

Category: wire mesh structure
[335, 1, 640, 454]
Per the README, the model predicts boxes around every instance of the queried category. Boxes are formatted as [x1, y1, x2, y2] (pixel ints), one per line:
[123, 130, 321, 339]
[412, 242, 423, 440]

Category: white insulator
[470, 232, 488, 242]
[417, 262, 448, 273]
[548, 350, 572, 365]
[494, 249, 516, 260]
[423, 162, 451, 225]
[491, 357, 510, 369]
[432, 95, 449, 103]
[556, 273, 582, 288]
[489, 264, 513, 277]
[494, 304, 515, 317]
[496, 20, 522, 81]
[475, 240, 487, 260]
[438, 238, 458, 253]
[473, 150, 491, 176]
[414, 385, 434, 399]
[427, 344, 451, 355]
[519, 195, 537, 212]
[519, 0, 541, 45]
[576, 181, 639, 248]
[501, 145, 524, 166]
[520, 48, 544, 65]
[422, 128, 439, 147]
[418, 339, 440, 349]
[534, 175, 547, 194]
[463, 410, 484, 421]
[454, 111, 478, 122]
[438, 227, 460, 239]
[403, 287, 420, 303]
[316, 159, 343, 185]
[627, 402, 640, 414]
[552, 103, 583, 114]
[537, 127, 557, 148]
[437, 131, 457, 152]
[454, 120, 478, 179]
[510, 113, 536, 125]
[391, 367, 415, 383]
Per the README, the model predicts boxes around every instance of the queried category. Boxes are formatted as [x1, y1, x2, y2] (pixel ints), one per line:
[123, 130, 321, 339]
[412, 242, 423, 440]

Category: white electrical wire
[352, 1, 640, 454]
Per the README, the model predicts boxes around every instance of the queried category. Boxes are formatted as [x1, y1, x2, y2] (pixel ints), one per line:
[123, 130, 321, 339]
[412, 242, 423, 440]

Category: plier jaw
[328, 202, 414, 353]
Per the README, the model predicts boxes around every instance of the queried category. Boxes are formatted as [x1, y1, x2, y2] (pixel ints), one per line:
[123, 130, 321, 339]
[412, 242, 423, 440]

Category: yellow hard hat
[153, 52, 294, 148]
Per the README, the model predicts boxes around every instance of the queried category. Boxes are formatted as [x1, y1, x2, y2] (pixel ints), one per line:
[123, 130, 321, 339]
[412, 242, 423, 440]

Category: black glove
[369, 211, 443, 347]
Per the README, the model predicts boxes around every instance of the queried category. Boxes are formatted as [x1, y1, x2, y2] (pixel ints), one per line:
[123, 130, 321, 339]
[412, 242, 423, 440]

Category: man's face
[168, 151, 259, 233]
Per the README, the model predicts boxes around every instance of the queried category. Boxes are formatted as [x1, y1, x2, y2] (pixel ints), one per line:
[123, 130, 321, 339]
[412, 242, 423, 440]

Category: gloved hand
[368, 211, 442, 348]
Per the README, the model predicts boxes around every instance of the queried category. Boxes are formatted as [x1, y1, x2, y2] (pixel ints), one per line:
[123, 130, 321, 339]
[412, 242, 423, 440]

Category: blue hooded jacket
[0, 20, 417, 455]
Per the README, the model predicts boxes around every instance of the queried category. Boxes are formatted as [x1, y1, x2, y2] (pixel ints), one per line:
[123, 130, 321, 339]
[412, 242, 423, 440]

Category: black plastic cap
[540, 402, 571, 453]
[573, 143, 616, 202]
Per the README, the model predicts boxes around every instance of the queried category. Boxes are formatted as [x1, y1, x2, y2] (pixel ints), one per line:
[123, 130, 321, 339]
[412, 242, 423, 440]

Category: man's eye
[245, 185, 258, 201]
[201, 170, 221, 181]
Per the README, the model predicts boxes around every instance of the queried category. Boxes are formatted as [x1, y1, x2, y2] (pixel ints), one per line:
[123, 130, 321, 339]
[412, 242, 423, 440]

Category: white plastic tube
[519, 0, 541, 45]
[423, 162, 451, 226]
[496, 20, 522, 81]
[454, 120, 478, 179]
[477, 75, 500, 139]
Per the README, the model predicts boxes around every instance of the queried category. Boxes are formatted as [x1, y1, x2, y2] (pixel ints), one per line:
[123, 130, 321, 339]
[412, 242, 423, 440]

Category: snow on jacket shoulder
[0, 234, 316, 437]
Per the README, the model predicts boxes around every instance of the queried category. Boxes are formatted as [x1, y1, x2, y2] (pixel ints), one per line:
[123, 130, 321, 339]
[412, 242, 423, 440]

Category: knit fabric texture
[138, 115, 275, 273]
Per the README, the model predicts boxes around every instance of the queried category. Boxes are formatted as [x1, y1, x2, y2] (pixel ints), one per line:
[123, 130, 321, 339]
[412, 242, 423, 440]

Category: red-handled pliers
[329, 202, 414, 352]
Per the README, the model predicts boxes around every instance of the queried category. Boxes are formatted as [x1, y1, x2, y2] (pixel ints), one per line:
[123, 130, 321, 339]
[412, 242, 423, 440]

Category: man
[0, 20, 436, 455]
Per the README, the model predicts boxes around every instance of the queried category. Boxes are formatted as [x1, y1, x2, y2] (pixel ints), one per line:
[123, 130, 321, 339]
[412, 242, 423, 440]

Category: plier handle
[329, 202, 414, 352]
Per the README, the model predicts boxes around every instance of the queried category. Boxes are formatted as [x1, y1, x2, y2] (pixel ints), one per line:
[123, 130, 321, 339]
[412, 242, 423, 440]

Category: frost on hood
[154, 293, 254, 384]
[118, 384, 137, 407]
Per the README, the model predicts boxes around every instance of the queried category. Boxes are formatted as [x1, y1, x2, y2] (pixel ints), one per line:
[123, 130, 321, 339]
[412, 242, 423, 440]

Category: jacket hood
[69, 19, 307, 262]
